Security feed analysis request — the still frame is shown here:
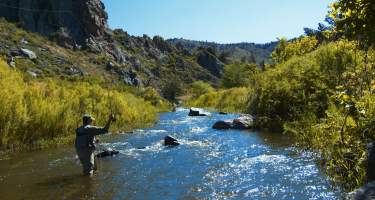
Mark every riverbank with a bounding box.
[183,39,375,191]
[0,59,172,152]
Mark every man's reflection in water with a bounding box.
[37,174,99,199]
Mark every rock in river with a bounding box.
[164,135,180,146]
[212,120,232,130]
[213,115,254,130]
[232,115,254,129]
[188,108,208,117]
[96,148,119,158]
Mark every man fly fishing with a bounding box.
[75,114,116,176]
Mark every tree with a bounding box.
[189,81,214,98]
[328,0,375,47]
[271,37,318,65]
[161,78,183,102]
[221,62,259,88]
[218,51,231,64]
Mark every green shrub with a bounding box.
[186,87,249,113]
[221,62,259,88]
[271,36,319,64]
[248,40,374,189]
[188,81,214,98]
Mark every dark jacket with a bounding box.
[75,125,108,150]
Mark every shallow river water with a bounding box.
[0,108,343,199]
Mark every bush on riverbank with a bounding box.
[185,87,249,113]
[249,39,375,190]
[0,59,167,151]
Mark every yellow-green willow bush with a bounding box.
[185,87,249,113]
[0,59,161,150]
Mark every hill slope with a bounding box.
[167,38,277,64]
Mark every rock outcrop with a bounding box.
[0,0,109,47]
[197,49,224,77]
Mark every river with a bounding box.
[0,108,343,199]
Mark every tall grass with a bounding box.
[0,59,164,151]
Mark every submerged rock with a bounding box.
[219,112,228,115]
[96,149,119,158]
[164,135,180,146]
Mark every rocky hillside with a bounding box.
[167,38,277,64]
[0,0,222,90]
[0,0,275,92]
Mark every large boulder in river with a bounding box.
[212,121,232,130]
[213,115,254,130]
[188,108,208,117]
[164,135,180,146]
[232,115,254,129]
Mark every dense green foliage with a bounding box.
[0,59,169,151]
[271,37,319,65]
[328,0,375,46]
[248,39,375,189]
[187,81,214,98]
[185,87,249,113]
[221,62,259,88]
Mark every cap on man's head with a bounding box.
[83,114,96,122]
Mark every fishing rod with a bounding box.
[108,77,117,124]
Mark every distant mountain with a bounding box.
[167,38,278,64]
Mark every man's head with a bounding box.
[82,114,95,125]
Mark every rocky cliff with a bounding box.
[0,0,109,47]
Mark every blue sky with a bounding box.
[102,0,334,44]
